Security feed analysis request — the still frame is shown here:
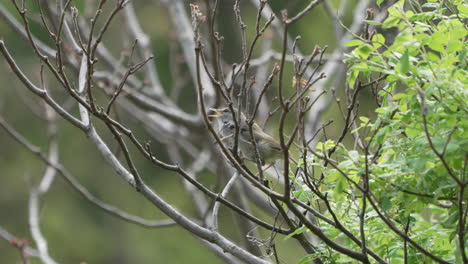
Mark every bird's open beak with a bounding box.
[208,108,221,118]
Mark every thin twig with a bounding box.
[106,56,154,114]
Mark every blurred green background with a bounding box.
[0,0,377,263]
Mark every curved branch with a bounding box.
[0,115,177,229]
[0,41,86,131]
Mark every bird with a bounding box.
[208,107,237,149]
[209,107,283,165]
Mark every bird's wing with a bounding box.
[253,130,281,151]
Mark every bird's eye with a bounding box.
[223,120,228,124]
[223,108,229,113]
[229,124,235,129]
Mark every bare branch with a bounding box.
[0,114,177,228]
[28,188,57,264]
[0,41,86,130]
[0,3,56,58]
[211,172,239,230]
[160,0,216,106]
[123,2,164,96]
[287,0,324,25]
[0,225,40,258]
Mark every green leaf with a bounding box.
[372,33,386,48]
[283,225,307,240]
[352,126,362,134]
[428,32,446,52]
[359,116,370,123]
[421,2,438,9]
[427,52,440,61]
[449,231,457,242]
[458,49,466,62]
[338,159,354,169]
[376,0,385,7]
[293,189,304,199]
[347,69,359,89]
[447,39,463,53]
[392,93,407,100]
[459,5,468,18]
[297,253,324,264]
[325,170,340,183]
[443,212,459,227]
[354,45,374,59]
[400,49,410,74]
[345,39,365,47]
[333,177,348,200]
[383,17,400,28]
[405,127,420,137]
[349,150,360,161]
[324,140,336,150]
[364,20,382,25]
[399,103,407,112]
[315,142,323,151]
[382,5,401,28]
[381,196,392,211]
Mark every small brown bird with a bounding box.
[209,108,282,165]
[208,107,241,149]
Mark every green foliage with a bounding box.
[298,0,467,262]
